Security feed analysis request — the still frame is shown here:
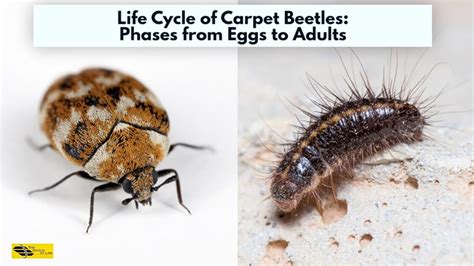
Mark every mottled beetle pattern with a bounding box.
[30,68,208,232]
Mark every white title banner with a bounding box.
[33,5,432,47]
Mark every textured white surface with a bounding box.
[239,120,472,264]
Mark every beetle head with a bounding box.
[121,166,158,207]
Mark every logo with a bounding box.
[12,245,33,257]
[11,243,53,259]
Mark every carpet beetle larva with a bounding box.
[269,53,437,214]
[30,68,209,232]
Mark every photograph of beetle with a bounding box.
[27,68,213,232]
[1,7,237,261]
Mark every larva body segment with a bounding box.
[271,97,425,212]
[40,68,170,184]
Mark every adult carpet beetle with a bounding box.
[29,68,209,232]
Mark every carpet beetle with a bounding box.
[30,68,209,232]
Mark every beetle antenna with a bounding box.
[122,197,136,206]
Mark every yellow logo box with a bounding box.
[12,243,54,259]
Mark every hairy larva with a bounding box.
[269,51,439,213]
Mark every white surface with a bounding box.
[238,121,473,264]
[0,2,237,265]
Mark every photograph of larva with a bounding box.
[238,3,472,265]
[239,50,472,264]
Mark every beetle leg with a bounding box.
[86,182,121,233]
[152,169,191,215]
[26,137,52,151]
[168,143,214,153]
[28,171,95,195]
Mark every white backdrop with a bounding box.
[1,2,237,265]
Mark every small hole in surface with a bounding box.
[394,230,403,238]
[412,245,420,252]
[360,234,373,246]
[363,219,371,226]
[321,199,348,225]
[389,178,400,184]
[329,238,339,251]
[260,240,292,266]
[405,177,419,189]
